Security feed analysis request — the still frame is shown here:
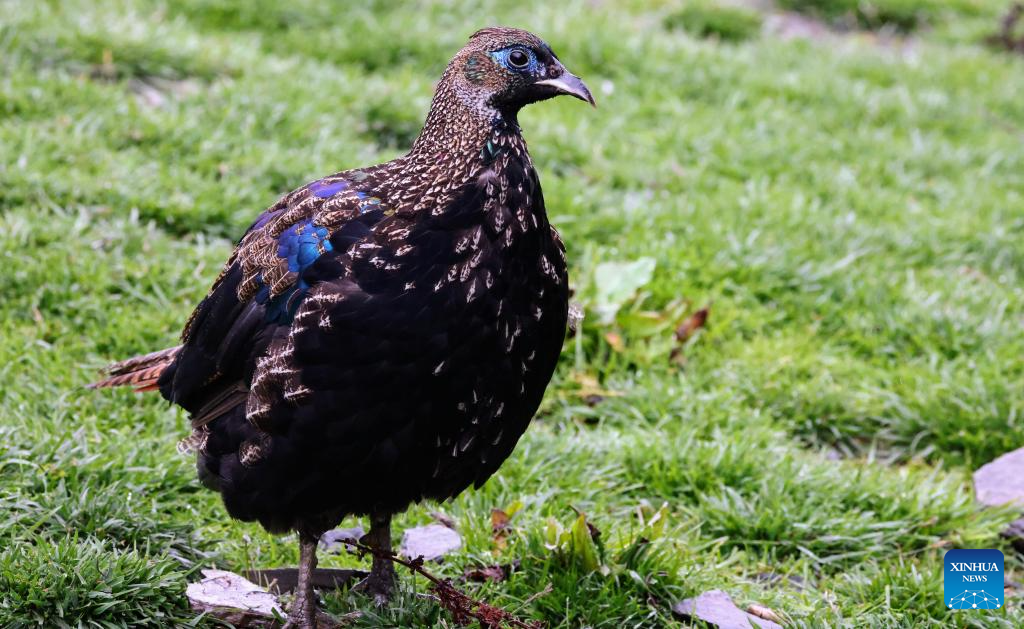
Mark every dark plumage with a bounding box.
[92,26,593,627]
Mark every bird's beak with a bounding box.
[536,70,596,107]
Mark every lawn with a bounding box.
[1,0,1023,626]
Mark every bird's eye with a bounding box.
[508,50,530,69]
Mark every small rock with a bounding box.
[974,447,1024,551]
[400,523,462,561]
[672,590,782,629]
[186,569,282,626]
[974,447,1024,507]
[320,526,365,554]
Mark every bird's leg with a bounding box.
[356,510,396,605]
[285,532,320,628]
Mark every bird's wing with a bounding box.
[159,172,393,424]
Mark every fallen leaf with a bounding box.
[492,508,511,533]
[490,501,524,551]
[604,331,625,352]
[466,565,507,582]
[592,258,656,324]
[464,561,521,583]
[672,590,782,629]
[583,394,604,407]
[491,508,512,550]
[747,603,784,624]
[571,372,622,402]
[400,523,462,561]
[675,306,710,343]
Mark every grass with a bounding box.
[775,0,991,31]
[1,0,1023,626]
[663,1,764,42]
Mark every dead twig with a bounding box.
[338,537,544,629]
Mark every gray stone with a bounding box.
[320,526,366,554]
[672,590,782,629]
[974,447,1024,508]
[400,523,462,561]
[186,569,281,626]
[974,447,1024,551]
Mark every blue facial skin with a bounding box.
[490,46,542,75]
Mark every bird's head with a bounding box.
[449,27,595,117]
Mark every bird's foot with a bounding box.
[355,511,396,606]
[354,563,396,606]
[282,590,319,629]
[283,608,342,629]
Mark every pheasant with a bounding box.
[92,27,593,627]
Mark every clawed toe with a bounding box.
[354,572,394,606]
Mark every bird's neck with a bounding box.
[408,69,521,162]
[374,70,531,216]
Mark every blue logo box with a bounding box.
[944,549,1003,610]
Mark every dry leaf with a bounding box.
[675,306,710,343]
[604,331,625,352]
[491,508,511,550]
[464,564,510,583]
[491,508,511,533]
[571,372,621,401]
[747,603,784,623]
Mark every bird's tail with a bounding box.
[89,345,181,392]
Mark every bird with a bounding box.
[91,27,593,628]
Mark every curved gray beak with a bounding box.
[536,70,596,107]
